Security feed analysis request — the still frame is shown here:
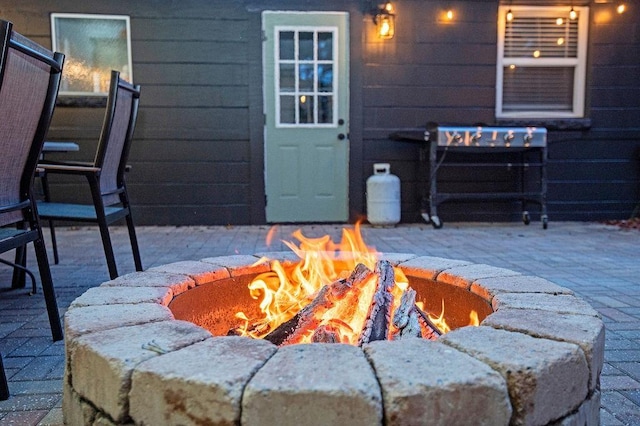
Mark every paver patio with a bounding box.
[0,221,638,425]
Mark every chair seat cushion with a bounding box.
[0,227,38,251]
[37,201,127,222]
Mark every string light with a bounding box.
[616,3,626,13]
[569,7,578,20]
[506,9,514,22]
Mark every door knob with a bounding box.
[338,133,346,140]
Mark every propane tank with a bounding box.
[366,163,400,226]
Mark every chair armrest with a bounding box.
[39,160,131,172]
[39,159,93,167]
[37,163,101,175]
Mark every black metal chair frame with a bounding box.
[37,70,143,280]
[0,19,65,399]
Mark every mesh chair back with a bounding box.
[93,71,140,206]
[0,22,63,226]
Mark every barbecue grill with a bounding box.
[393,123,548,229]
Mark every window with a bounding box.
[275,27,336,126]
[496,6,589,118]
[51,13,132,96]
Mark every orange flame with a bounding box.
[235,223,475,344]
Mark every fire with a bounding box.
[235,223,477,345]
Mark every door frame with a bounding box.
[262,10,351,223]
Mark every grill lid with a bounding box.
[425,124,547,148]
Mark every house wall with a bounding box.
[1,0,638,225]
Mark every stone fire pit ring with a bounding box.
[63,253,603,425]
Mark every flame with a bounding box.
[235,223,477,344]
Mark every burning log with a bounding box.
[311,324,340,343]
[358,260,395,346]
[260,259,444,346]
[264,263,375,346]
[391,288,422,340]
[262,284,335,345]
[416,305,443,340]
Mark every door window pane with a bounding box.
[280,95,296,123]
[298,64,314,91]
[317,32,333,60]
[318,96,333,123]
[279,64,295,92]
[317,64,333,92]
[299,95,315,124]
[298,32,314,60]
[279,31,295,60]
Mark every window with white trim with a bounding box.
[51,13,133,97]
[496,6,589,118]
[275,27,337,127]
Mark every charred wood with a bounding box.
[416,305,442,340]
[358,260,394,345]
[263,284,334,345]
[391,288,422,340]
[264,263,375,346]
[311,324,340,343]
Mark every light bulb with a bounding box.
[506,9,514,22]
[569,7,577,20]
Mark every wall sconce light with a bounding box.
[370,2,396,39]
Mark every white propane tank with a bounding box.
[366,163,401,226]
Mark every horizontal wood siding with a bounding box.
[1,0,638,226]
[361,0,639,224]
[3,0,255,225]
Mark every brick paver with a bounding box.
[0,222,638,425]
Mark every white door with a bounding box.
[263,11,349,223]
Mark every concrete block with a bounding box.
[70,320,211,422]
[242,343,382,426]
[101,270,196,293]
[363,339,512,426]
[64,303,174,341]
[492,293,600,317]
[437,264,522,290]
[482,308,604,391]
[471,275,574,302]
[200,254,271,277]
[399,256,472,280]
[63,379,97,426]
[551,389,600,426]
[69,286,173,308]
[440,326,589,425]
[378,253,418,265]
[130,337,277,426]
[148,260,230,285]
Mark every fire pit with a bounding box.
[63,231,603,425]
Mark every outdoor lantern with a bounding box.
[373,2,395,39]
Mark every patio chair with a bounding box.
[0,20,65,396]
[37,70,143,280]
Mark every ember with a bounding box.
[232,224,477,345]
